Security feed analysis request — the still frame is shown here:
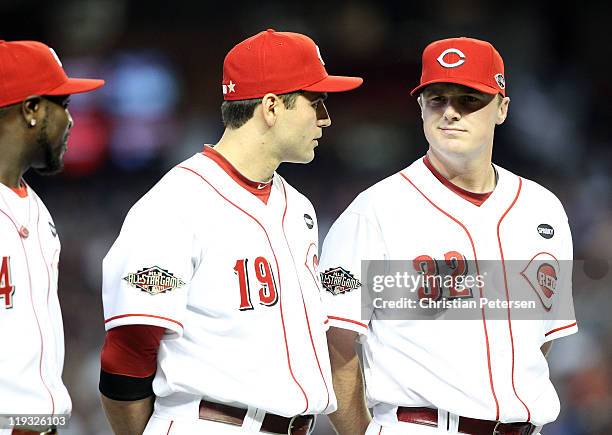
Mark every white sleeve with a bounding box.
[542,211,578,342]
[319,208,386,335]
[102,191,198,338]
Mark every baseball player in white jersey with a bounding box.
[99,29,362,435]
[320,37,577,435]
[0,41,104,435]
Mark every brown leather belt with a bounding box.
[397,407,536,435]
[199,400,313,435]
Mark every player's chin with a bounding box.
[34,161,64,176]
[288,147,316,164]
[35,148,65,175]
[291,154,315,164]
[434,138,473,154]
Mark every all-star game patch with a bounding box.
[321,267,361,295]
[123,266,186,295]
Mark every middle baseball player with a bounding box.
[99,29,362,435]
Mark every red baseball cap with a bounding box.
[0,40,105,108]
[222,29,363,100]
[410,37,506,97]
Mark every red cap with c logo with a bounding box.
[411,37,506,97]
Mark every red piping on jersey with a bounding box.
[400,172,500,420]
[166,420,174,434]
[177,165,310,413]
[378,427,383,435]
[497,178,531,422]
[0,206,55,415]
[104,313,184,330]
[545,322,577,337]
[280,188,331,413]
[328,316,368,330]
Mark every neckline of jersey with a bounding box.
[423,155,493,207]
[202,146,272,204]
[0,179,29,198]
[10,184,28,198]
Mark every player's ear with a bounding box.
[495,96,510,125]
[261,93,281,127]
[21,95,43,127]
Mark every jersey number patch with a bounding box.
[412,251,472,300]
[233,257,279,310]
[0,256,15,309]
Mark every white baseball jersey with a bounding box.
[102,148,336,419]
[319,157,577,427]
[0,183,71,417]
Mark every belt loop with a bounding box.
[249,407,266,432]
[448,412,460,433]
[241,406,259,431]
[437,409,447,430]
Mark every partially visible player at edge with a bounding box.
[99,29,362,434]
[0,40,104,435]
[320,37,577,435]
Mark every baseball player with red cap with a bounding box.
[321,37,577,434]
[99,29,362,435]
[0,40,104,434]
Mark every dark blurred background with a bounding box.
[2,0,611,434]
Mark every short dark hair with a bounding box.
[0,105,12,119]
[221,91,303,129]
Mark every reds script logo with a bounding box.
[321,267,361,295]
[123,266,186,295]
[520,253,559,310]
[537,263,557,298]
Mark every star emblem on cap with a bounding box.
[227,80,236,93]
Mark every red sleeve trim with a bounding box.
[328,316,368,329]
[101,325,165,377]
[545,322,577,337]
[324,319,329,325]
[105,313,183,329]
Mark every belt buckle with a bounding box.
[493,421,502,435]
[288,415,298,435]
[287,415,314,435]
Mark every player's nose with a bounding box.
[442,101,461,121]
[317,102,331,128]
